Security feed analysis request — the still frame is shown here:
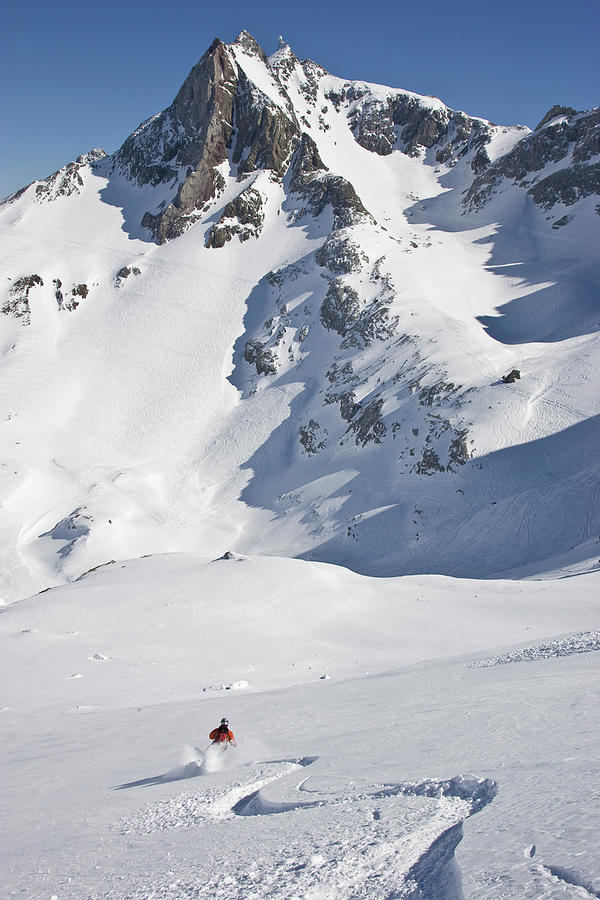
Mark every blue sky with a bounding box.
[1,0,598,199]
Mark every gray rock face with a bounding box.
[232,72,300,179]
[535,105,578,131]
[465,108,600,212]
[320,281,362,336]
[115,266,141,287]
[232,30,269,63]
[243,338,278,375]
[115,33,305,243]
[2,274,44,324]
[118,39,238,243]
[334,86,494,166]
[315,233,366,274]
[35,162,84,201]
[299,419,327,455]
[529,163,600,210]
[289,134,369,229]
[206,187,264,247]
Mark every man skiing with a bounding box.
[209,717,236,750]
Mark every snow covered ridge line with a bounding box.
[470,629,600,668]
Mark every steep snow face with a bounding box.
[0,32,599,601]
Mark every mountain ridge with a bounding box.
[0,31,598,603]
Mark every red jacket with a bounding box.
[209,726,235,744]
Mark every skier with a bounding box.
[209,717,236,750]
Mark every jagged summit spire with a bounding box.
[269,34,297,71]
[232,30,268,62]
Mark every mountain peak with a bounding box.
[233,30,268,63]
[268,35,298,73]
[534,104,579,131]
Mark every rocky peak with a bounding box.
[76,148,107,165]
[535,105,578,131]
[268,36,299,78]
[233,30,268,64]
[117,38,239,242]
[114,32,307,242]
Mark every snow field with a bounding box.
[1,553,599,898]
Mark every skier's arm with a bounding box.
[228,730,236,746]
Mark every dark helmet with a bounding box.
[220,717,229,725]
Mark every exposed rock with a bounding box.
[76,148,107,165]
[315,233,366,274]
[552,215,574,229]
[346,395,386,446]
[61,283,88,312]
[299,419,327,454]
[535,105,578,131]
[326,360,359,388]
[53,278,63,307]
[349,91,447,155]
[232,71,300,179]
[528,163,600,210]
[419,381,460,407]
[415,446,445,475]
[206,187,264,247]
[471,145,490,174]
[25,149,107,204]
[243,338,277,376]
[116,32,304,242]
[300,174,369,229]
[289,133,327,184]
[35,161,84,202]
[118,39,238,243]
[340,304,398,349]
[349,96,397,155]
[325,388,386,447]
[465,108,600,213]
[447,432,471,470]
[269,36,299,80]
[2,274,43,324]
[320,281,362,335]
[115,266,141,287]
[289,134,370,229]
[233,30,269,63]
[502,369,521,383]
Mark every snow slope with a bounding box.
[1,553,599,898]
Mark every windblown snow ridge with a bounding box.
[471,629,600,668]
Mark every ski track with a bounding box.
[115,759,311,834]
[106,763,496,900]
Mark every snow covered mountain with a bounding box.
[1,31,599,602]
